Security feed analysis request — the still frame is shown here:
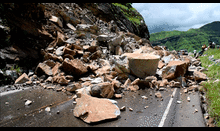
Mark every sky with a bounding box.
[132,3,220,34]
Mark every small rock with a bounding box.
[25,100,32,106]
[5,102,9,105]
[114,94,122,99]
[144,106,149,109]
[128,107,133,111]
[187,96,190,102]
[155,92,162,98]
[120,106,126,111]
[177,101,182,104]
[193,109,198,114]
[57,111,60,114]
[45,107,51,112]
[141,96,148,100]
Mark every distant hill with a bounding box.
[150,21,220,52]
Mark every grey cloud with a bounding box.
[133,3,220,34]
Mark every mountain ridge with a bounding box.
[150,21,220,52]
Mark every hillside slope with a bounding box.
[150,21,220,52]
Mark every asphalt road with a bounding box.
[0,86,206,127]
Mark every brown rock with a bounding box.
[89,50,102,60]
[15,73,29,84]
[158,60,165,69]
[35,62,53,76]
[61,58,88,76]
[73,94,120,123]
[123,53,160,78]
[63,47,76,56]
[115,46,123,55]
[66,83,82,92]
[159,79,169,87]
[49,16,63,28]
[53,75,70,85]
[162,61,187,80]
[193,71,207,81]
[114,94,122,99]
[52,62,61,76]
[90,82,115,98]
[155,92,162,98]
[127,85,139,91]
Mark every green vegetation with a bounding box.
[150,22,220,53]
[199,49,220,127]
[112,3,144,26]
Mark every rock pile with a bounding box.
[6,3,209,124]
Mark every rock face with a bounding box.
[73,93,120,123]
[123,53,160,78]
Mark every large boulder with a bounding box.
[162,60,188,80]
[73,93,120,123]
[123,53,160,78]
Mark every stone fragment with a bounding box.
[45,107,51,112]
[128,107,133,111]
[155,92,162,98]
[113,93,122,98]
[193,71,207,81]
[90,82,115,98]
[35,63,53,76]
[25,100,32,106]
[123,53,160,78]
[120,106,126,111]
[61,58,88,76]
[162,61,187,80]
[49,16,63,28]
[158,60,166,69]
[53,75,70,85]
[15,73,29,84]
[73,93,120,123]
[55,46,65,56]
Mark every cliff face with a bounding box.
[77,3,150,39]
[0,3,150,84]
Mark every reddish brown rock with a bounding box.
[158,60,165,69]
[61,58,88,76]
[52,62,61,76]
[162,61,187,80]
[35,62,53,76]
[15,73,29,84]
[193,71,207,81]
[73,94,120,123]
[52,75,70,85]
[90,82,115,98]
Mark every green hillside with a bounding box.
[150,21,220,52]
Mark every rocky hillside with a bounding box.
[150,21,220,52]
[0,3,150,85]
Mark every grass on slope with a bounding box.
[199,49,220,127]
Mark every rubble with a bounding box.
[5,3,211,125]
